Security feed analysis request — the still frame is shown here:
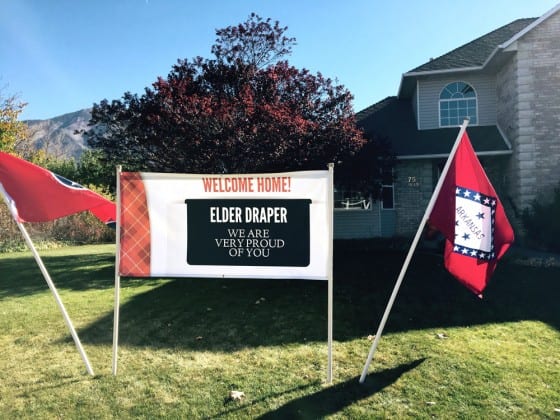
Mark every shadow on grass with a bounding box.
[332,241,560,336]
[75,241,560,349]
[213,358,425,419]
[0,251,115,298]
[2,241,558,348]
[77,276,331,348]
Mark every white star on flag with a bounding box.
[453,186,495,260]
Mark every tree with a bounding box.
[0,91,29,154]
[85,14,392,195]
[76,149,115,190]
[211,13,296,68]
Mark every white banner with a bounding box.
[118,169,331,280]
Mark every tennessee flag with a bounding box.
[429,132,514,296]
[0,152,115,224]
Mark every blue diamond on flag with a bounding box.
[452,186,496,260]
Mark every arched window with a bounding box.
[439,82,477,127]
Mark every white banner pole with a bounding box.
[359,119,470,383]
[0,183,95,376]
[327,163,334,384]
[112,165,122,376]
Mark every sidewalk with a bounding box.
[507,245,560,268]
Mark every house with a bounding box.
[334,3,560,240]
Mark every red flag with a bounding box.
[0,152,115,224]
[429,132,514,296]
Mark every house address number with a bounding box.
[408,176,420,187]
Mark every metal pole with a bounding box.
[0,183,95,376]
[327,163,334,384]
[112,165,122,375]
[359,120,470,383]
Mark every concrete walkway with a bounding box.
[507,245,560,267]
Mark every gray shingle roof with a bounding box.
[356,97,511,158]
[407,18,537,74]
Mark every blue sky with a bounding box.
[2,0,558,120]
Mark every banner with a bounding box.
[119,170,331,280]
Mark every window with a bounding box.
[432,160,445,190]
[381,185,394,209]
[439,82,477,126]
[381,167,394,210]
[334,189,371,210]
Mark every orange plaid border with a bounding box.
[119,172,151,276]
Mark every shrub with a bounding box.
[0,183,115,252]
[521,182,560,252]
[0,205,115,252]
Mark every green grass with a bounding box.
[0,242,559,418]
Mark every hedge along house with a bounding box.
[334,4,560,240]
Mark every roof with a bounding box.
[358,5,560,158]
[408,18,537,73]
[356,97,511,159]
[398,3,560,97]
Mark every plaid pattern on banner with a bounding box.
[119,172,151,276]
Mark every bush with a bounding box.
[0,205,115,252]
[0,185,115,253]
[521,182,560,252]
[0,151,116,252]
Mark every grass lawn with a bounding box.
[0,241,558,418]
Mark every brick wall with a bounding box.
[504,11,560,210]
[496,49,519,208]
[394,160,434,236]
[394,157,512,237]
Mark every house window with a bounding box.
[439,82,477,126]
[334,189,371,210]
[381,167,394,210]
[432,160,446,192]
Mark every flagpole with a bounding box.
[359,119,470,383]
[112,165,122,376]
[327,163,334,384]
[0,183,95,376]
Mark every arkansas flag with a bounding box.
[0,152,115,225]
[429,132,514,296]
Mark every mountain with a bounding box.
[25,109,92,160]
